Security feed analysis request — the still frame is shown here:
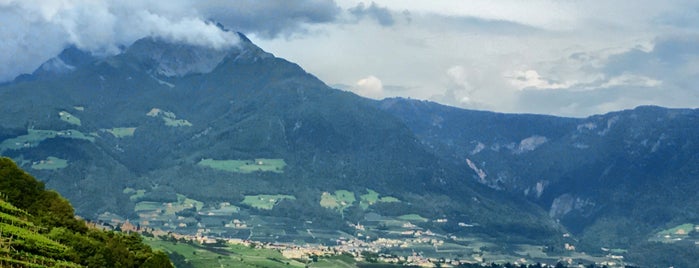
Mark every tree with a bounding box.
[141,251,174,268]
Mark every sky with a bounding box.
[2,0,699,117]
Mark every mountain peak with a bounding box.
[124,37,233,77]
[122,32,271,77]
[29,46,96,79]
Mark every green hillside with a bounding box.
[0,157,172,267]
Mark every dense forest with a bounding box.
[0,157,172,267]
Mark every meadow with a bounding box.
[198,158,286,173]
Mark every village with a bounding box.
[84,215,637,268]
[103,218,490,267]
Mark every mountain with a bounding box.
[0,33,561,250]
[379,98,699,254]
[2,32,698,266]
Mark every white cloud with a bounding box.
[2,0,699,116]
[508,70,571,90]
[353,75,384,99]
[0,0,239,81]
[599,73,662,89]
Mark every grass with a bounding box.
[657,223,694,236]
[397,214,428,222]
[147,107,193,127]
[0,129,95,152]
[145,238,310,268]
[145,237,360,268]
[380,196,400,203]
[651,223,696,243]
[198,158,286,174]
[359,189,379,210]
[104,127,137,138]
[162,195,206,216]
[130,192,204,216]
[163,117,193,127]
[359,189,400,210]
[58,110,81,126]
[135,201,163,212]
[320,190,356,214]
[178,194,204,211]
[146,108,162,117]
[124,188,147,201]
[203,205,241,216]
[30,156,68,170]
[198,159,248,172]
[242,195,295,210]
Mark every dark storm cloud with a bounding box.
[348,2,394,26]
[200,0,342,38]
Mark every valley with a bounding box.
[101,185,636,267]
[0,33,697,267]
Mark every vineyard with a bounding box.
[0,197,82,267]
[0,157,173,267]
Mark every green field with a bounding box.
[203,205,241,215]
[198,158,286,173]
[124,188,147,201]
[651,223,695,242]
[30,156,68,170]
[242,195,295,210]
[135,201,164,212]
[59,110,81,126]
[147,108,192,127]
[104,127,137,138]
[657,223,694,236]
[320,190,356,215]
[359,189,400,210]
[145,238,304,268]
[145,238,358,268]
[0,129,95,152]
[128,191,204,216]
[177,194,204,211]
[163,117,193,127]
[397,214,428,222]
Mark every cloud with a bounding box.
[200,0,341,38]
[349,2,394,26]
[352,75,384,99]
[603,35,699,79]
[511,35,699,116]
[598,73,662,89]
[508,70,570,90]
[0,0,239,82]
[431,64,519,111]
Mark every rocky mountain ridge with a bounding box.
[379,98,699,251]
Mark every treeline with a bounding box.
[0,157,172,267]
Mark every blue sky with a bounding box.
[2,0,698,117]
